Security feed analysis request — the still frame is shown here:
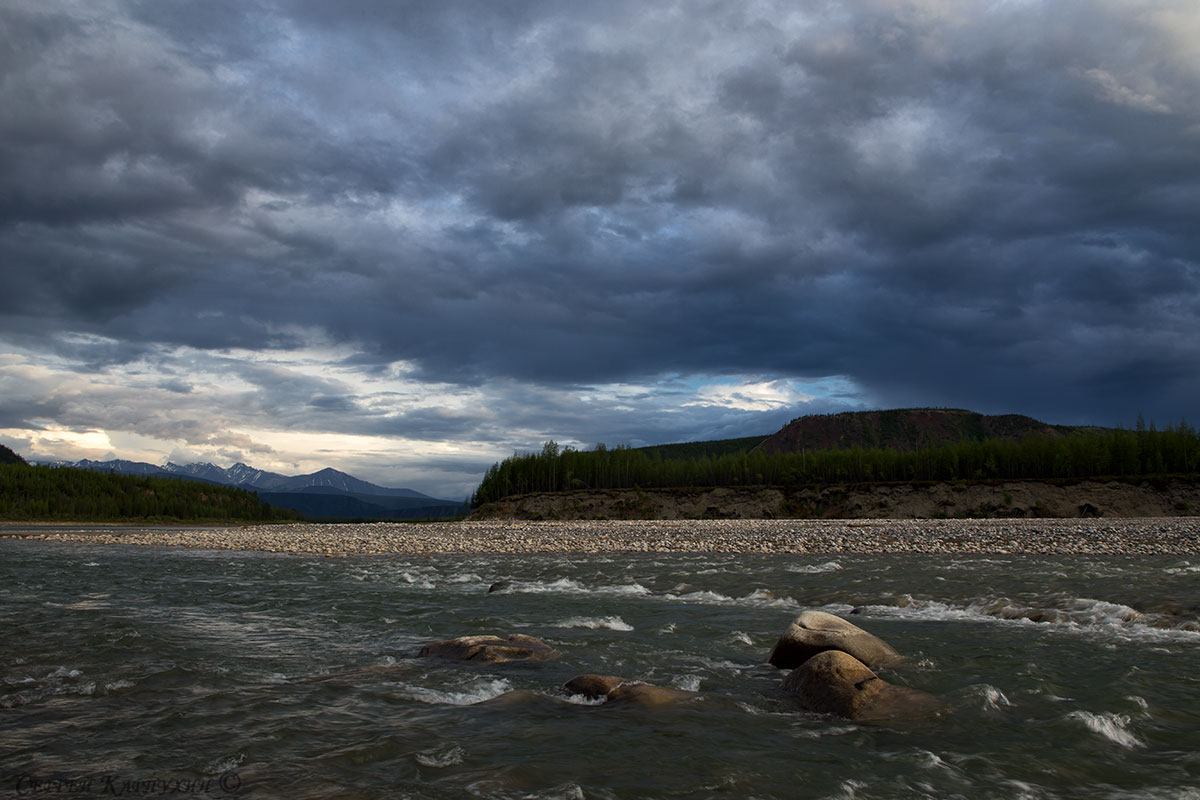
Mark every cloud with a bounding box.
[2,0,1199,494]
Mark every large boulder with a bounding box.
[768,610,902,669]
[781,650,939,722]
[563,674,699,706]
[417,634,560,663]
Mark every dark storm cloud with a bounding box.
[3,0,1199,442]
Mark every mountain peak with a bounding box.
[64,457,436,500]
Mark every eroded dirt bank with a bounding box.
[471,477,1200,521]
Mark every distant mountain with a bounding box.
[59,458,460,517]
[257,491,467,520]
[73,458,176,478]
[756,408,1088,455]
[163,461,236,484]
[271,466,435,498]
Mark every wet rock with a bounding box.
[417,634,560,663]
[487,580,513,593]
[607,683,699,706]
[564,674,646,699]
[563,674,699,706]
[781,650,939,721]
[768,610,902,670]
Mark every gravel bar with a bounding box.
[4,518,1200,555]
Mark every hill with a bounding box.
[756,408,1084,455]
[470,409,1200,508]
[633,435,770,460]
[0,444,26,465]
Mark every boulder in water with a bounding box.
[563,674,699,706]
[417,634,560,663]
[563,674,646,699]
[608,683,699,706]
[781,650,938,721]
[487,580,512,593]
[768,610,902,669]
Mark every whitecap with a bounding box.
[2,675,37,687]
[415,744,465,768]
[528,783,586,800]
[672,675,702,692]
[511,578,650,596]
[399,678,513,706]
[741,588,801,608]
[982,685,1012,711]
[840,595,1200,643]
[790,724,859,740]
[63,599,110,610]
[827,778,869,799]
[786,561,843,574]
[1065,598,1143,626]
[691,657,756,673]
[396,571,437,589]
[1068,710,1143,749]
[913,750,951,771]
[962,684,1012,712]
[206,753,245,775]
[666,589,735,605]
[1126,695,1149,712]
[998,779,1050,800]
[47,667,83,680]
[552,616,634,631]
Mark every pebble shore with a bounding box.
[4,517,1200,555]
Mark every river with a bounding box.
[2,538,1198,799]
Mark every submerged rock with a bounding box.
[768,610,902,669]
[474,689,554,708]
[563,674,699,706]
[417,634,560,663]
[563,674,645,699]
[781,650,939,722]
[487,580,512,593]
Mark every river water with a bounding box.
[2,537,1199,799]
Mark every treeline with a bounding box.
[0,463,302,522]
[471,423,1200,506]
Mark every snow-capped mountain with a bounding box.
[70,458,172,477]
[62,459,440,499]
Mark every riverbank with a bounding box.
[471,477,1200,521]
[3,517,1199,555]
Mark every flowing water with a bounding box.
[2,536,1199,799]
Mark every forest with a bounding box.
[471,421,1200,506]
[0,462,301,522]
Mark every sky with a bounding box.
[2,0,1199,499]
